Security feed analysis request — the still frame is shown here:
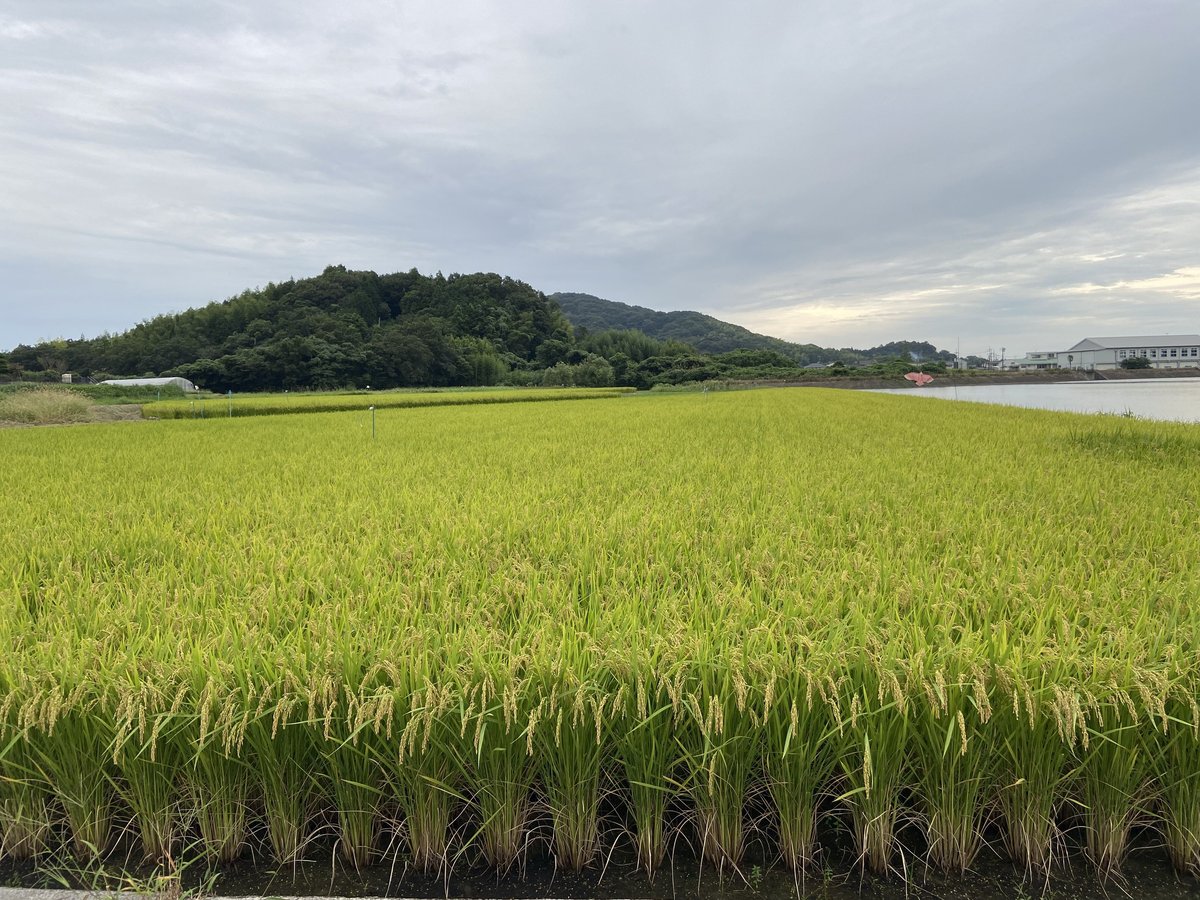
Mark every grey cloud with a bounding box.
[2,0,1199,356]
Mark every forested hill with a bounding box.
[2,268,958,392]
[5,267,576,392]
[553,292,957,367]
[552,292,826,361]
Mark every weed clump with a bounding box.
[0,387,91,424]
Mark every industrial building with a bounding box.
[1057,336,1200,370]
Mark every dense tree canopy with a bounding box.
[1,267,958,391]
[3,267,576,392]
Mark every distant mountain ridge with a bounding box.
[552,292,958,366]
[552,292,834,363]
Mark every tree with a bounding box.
[1120,356,1151,369]
[535,339,572,369]
[456,337,509,386]
[367,326,436,387]
[573,354,615,387]
[541,362,576,387]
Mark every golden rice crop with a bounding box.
[142,386,634,419]
[1,389,1198,883]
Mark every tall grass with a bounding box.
[0,389,1197,885]
[0,387,92,424]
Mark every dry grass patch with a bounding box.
[0,387,92,425]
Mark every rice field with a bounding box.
[2,388,1199,883]
[141,386,634,419]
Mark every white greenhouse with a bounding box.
[100,377,198,392]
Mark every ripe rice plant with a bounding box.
[616,681,677,875]
[116,734,182,862]
[142,386,633,419]
[380,715,461,874]
[763,667,841,872]
[1163,691,1200,874]
[0,388,1198,887]
[245,719,316,864]
[836,669,910,875]
[34,712,115,859]
[909,650,997,873]
[186,740,249,864]
[675,664,761,869]
[1078,691,1156,874]
[321,733,381,869]
[465,700,536,870]
[531,648,614,873]
[0,738,50,859]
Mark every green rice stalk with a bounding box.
[116,733,182,862]
[763,675,840,872]
[616,688,677,876]
[1162,695,1200,875]
[677,675,760,869]
[245,720,317,864]
[464,697,535,870]
[536,690,610,871]
[911,665,996,872]
[187,744,249,863]
[320,733,382,869]
[381,731,461,874]
[838,682,909,875]
[33,713,115,858]
[0,735,50,859]
[994,684,1073,874]
[1078,700,1152,874]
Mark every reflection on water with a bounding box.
[872,378,1200,423]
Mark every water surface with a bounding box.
[872,378,1200,423]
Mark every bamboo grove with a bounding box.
[2,389,1199,881]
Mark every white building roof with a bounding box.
[1066,335,1200,351]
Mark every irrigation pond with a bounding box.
[871,375,1200,422]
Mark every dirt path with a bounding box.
[86,404,145,422]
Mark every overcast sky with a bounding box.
[2,1,1199,357]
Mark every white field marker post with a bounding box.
[370,405,375,439]
[228,390,233,417]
